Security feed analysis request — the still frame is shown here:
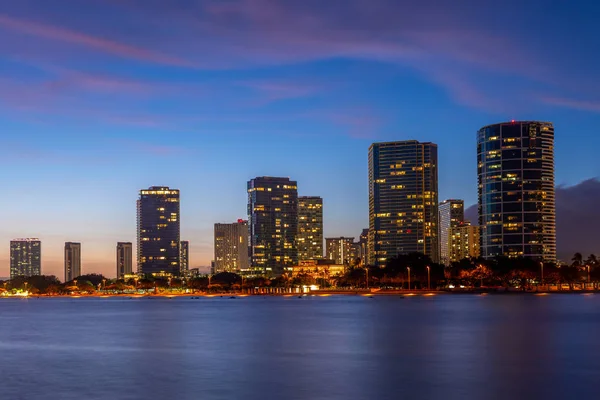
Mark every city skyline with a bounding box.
[1,1,600,277]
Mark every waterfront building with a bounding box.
[451,223,481,260]
[477,121,556,261]
[326,237,354,265]
[214,220,249,273]
[137,186,180,276]
[368,140,439,266]
[64,242,81,282]
[439,199,465,265]
[180,240,189,275]
[298,196,323,261]
[116,242,133,279]
[291,259,346,282]
[247,177,298,275]
[359,229,369,265]
[9,238,41,278]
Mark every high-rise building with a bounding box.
[368,140,439,266]
[64,242,81,282]
[180,241,189,274]
[10,238,41,278]
[451,223,481,261]
[439,199,465,265]
[477,121,556,262]
[326,237,354,265]
[137,186,180,276]
[214,220,249,273]
[359,229,369,265]
[248,177,298,275]
[116,242,133,279]
[349,241,361,266]
[298,196,323,260]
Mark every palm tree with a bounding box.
[572,253,584,267]
[586,254,598,267]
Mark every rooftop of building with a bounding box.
[369,140,437,148]
[479,120,553,129]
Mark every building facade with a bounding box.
[137,186,181,276]
[325,237,354,265]
[116,242,133,279]
[368,141,439,266]
[64,242,81,282]
[291,259,346,283]
[214,220,249,273]
[180,241,189,274]
[359,229,369,265]
[298,196,323,261]
[247,177,298,275]
[477,121,556,262]
[10,238,41,278]
[451,223,481,261]
[439,199,465,265]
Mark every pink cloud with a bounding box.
[540,96,600,113]
[324,108,384,139]
[0,13,194,67]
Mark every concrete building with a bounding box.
[298,196,323,261]
[64,242,81,282]
[326,237,354,265]
[116,242,133,279]
[247,177,298,275]
[10,238,41,278]
[214,220,249,273]
[137,186,180,275]
[180,241,189,275]
[359,229,369,265]
[439,199,465,265]
[368,140,439,266]
[478,121,556,261]
[451,223,481,261]
[291,259,347,283]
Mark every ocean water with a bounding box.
[0,295,598,400]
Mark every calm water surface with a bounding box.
[0,295,598,400]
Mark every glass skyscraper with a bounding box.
[247,177,298,275]
[10,238,41,278]
[137,186,181,276]
[477,121,556,262]
[368,140,439,266]
[297,196,323,261]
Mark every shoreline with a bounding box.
[2,289,598,299]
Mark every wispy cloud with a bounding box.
[541,96,600,113]
[0,13,194,67]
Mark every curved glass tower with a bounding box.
[477,121,556,262]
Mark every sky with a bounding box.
[1,0,599,278]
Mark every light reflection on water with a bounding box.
[0,295,598,400]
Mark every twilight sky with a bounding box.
[1,0,599,278]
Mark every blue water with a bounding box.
[0,295,598,400]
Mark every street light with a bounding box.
[540,262,544,286]
[407,267,411,291]
[102,278,106,291]
[426,265,431,290]
[587,265,591,287]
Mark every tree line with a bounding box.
[1,252,598,294]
